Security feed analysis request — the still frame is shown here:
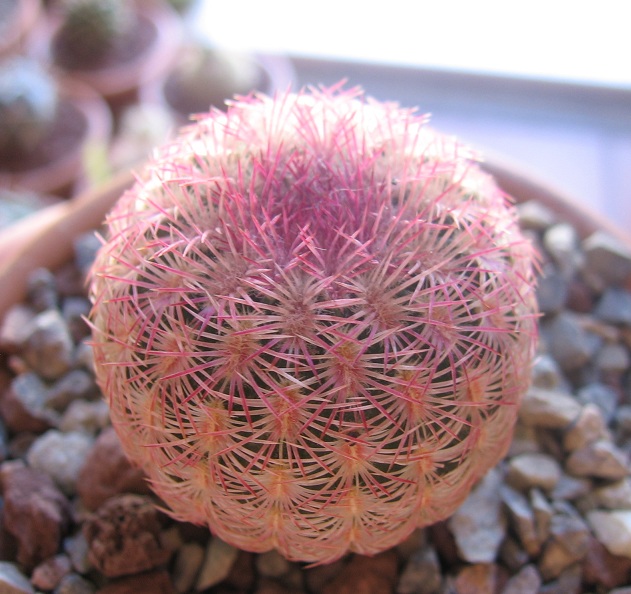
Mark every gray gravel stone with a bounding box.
[543,222,582,277]
[23,309,74,380]
[596,341,630,374]
[565,439,629,480]
[500,563,541,594]
[27,430,94,495]
[172,542,204,594]
[530,354,566,390]
[563,403,610,451]
[448,468,506,563]
[45,369,96,411]
[587,509,631,558]
[591,478,631,510]
[506,452,562,492]
[53,572,96,594]
[500,485,540,556]
[537,264,568,314]
[518,387,581,429]
[0,304,36,351]
[538,508,590,580]
[583,230,631,287]
[58,399,110,434]
[195,537,239,591]
[256,549,292,578]
[541,312,596,372]
[530,488,553,545]
[396,545,442,594]
[0,561,35,594]
[594,287,631,325]
[517,200,557,231]
[27,267,58,312]
[576,382,619,425]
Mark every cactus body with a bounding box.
[89,87,538,563]
[52,0,131,69]
[0,57,58,160]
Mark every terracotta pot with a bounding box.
[0,77,112,198]
[0,0,42,59]
[0,158,629,322]
[38,0,182,118]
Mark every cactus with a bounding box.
[0,56,58,162]
[89,86,539,563]
[51,0,133,69]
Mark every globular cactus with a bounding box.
[0,56,58,162]
[52,0,132,69]
[89,86,538,564]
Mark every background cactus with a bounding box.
[89,86,539,564]
[0,56,58,162]
[51,0,133,69]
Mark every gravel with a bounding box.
[0,203,631,592]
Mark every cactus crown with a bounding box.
[89,86,538,564]
[52,0,133,69]
[0,57,58,160]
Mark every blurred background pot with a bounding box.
[0,0,43,59]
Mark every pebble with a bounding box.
[0,461,71,569]
[518,387,581,429]
[536,264,568,314]
[59,399,110,434]
[0,371,58,433]
[31,554,72,591]
[396,546,441,594]
[530,488,553,545]
[448,469,506,563]
[63,532,92,575]
[54,572,96,594]
[587,510,631,558]
[582,230,631,287]
[563,403,609,451]
[506,452,562,492]
[530,354,565,390]
[500,563,541,594]
[517,199,556,231]
[27,430,94,495]
[45,369,96,411]
[0,561,35,594]
[543,222,581,277]
[565,439,629,480]
[83,495,173,578]
[93,570,175,594]
[195,537,239,591]
[591,478,631,510]
[538,509,590,579]
[0,304,36,351]
[576,382,619,425]
[23,309,74,380]
[256,550,292,578]
[451,563,498,594]
[27,267,58,312]
[594,287,631,325]
[541,312,594,372]
[596,341,630,374]
[172,542,205,594]
[500,485,540,556]
[583,536,631,590]
[538,563,582,594]
[550,472,592,501]
[77,426,150,511]
[321,551,398,594]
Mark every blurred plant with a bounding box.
[89,86,539,564]
[0,56,58,162]
[163,43,263,117]
[51,0,134,69]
